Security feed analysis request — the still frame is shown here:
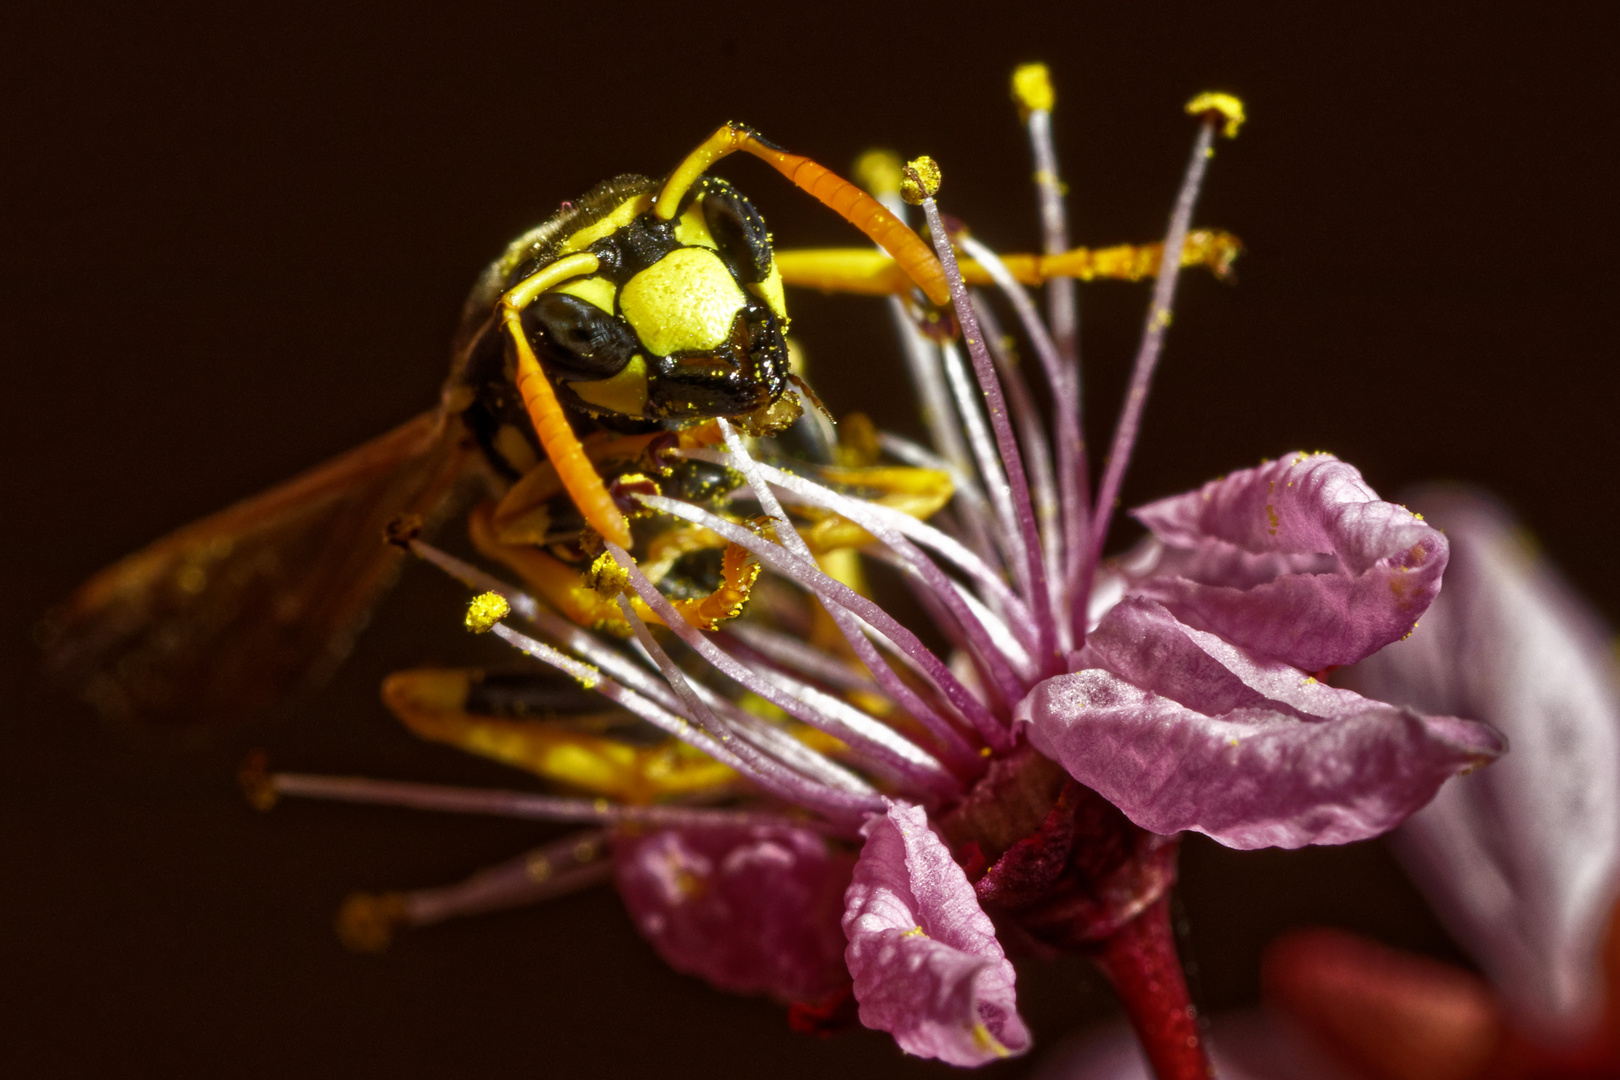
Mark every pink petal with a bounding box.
[1021,599,1504,849]
[1342,488,1620,1038]
[842,802,1031,1065]
[614,825,852,1003]
[1126,452,1448,670]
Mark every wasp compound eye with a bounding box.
[521,292,639,382]
[701,180,772,284]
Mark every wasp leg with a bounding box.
[655,122,951,306]
[770,229,1242,296]
[336,830,612,953]
[468,501,762,635]
[381,667,739,803]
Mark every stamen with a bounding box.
[724,622,883,696]
[910,161,1059,673]
[690,448,1036,697]
[337,830,612,952]
[605,553,883,820]
[874,431,1003,578]
[1014,62,1082,372]
[612,549,956,798]
[637,489,998,761]
[940,338,1029,578]
[260,769,837,831]
[1085,104,1232,608]
[715,422,999,759]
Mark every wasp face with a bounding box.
[522,178,791,425]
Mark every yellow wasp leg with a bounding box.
[796,465,955,553]
[655,122,951,306]
[771,230,1242,296]
[496,250,634,550]
[489,431,663,546]
[381,668,738,803]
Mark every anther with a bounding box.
[900,157,942,206]
[383,513,423,548]
[853,149,904,199]
[1010,63,1055,118]
[336,892,409,953]
[238,750,279,811]
[583,551,630,598]
[1184,92,1246,138]
[464,591,511,633]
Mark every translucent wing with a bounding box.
[40,409,478,729]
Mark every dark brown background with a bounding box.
[4,2,1617,1076]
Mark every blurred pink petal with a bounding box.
[842,802,1031,1065]
[614,825,852,1002]
[1343,487,1620,1038]
[1020,598,1504,849]
[1126,453,1448,671]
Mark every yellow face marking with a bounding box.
[672,201,719,249]
[559,193,655,254]
[553,274,618,314]
[569,354,648,416]
[747,260,787,322]
[618,247,747,356]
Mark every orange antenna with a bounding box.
[655,122,950,307]
[497,251,633,549]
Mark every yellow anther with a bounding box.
[1185,92,1246,138]
[336,892,409,954]
[853,149,905,198]
[464,591,511,634]
[237,750,278,811]
[900,156,942,205]
[1011,63,1054,116]
[583,551,631,599]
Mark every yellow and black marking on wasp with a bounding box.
[40,119,1239,731]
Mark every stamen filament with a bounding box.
[1085,116,1220,610]
[919,197,1059,673]
[637,490,999,760]
[267,771,837,831]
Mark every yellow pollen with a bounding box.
[902,925,928,939]
[900,156,942,205]
[584,552,631,598]
[464,591,511,633]
[1011,63,1055,115]
[1185,92,1246,138]
[853,149,905,198]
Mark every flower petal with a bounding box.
[1022,598,1504,849]
[1341,488,1620,1037]
[614,825,852,1003]
[1126,452,1448,670]
[842,802,1031,1065]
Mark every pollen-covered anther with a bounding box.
[853,149,905,199]
[583,551,631,599]
[900,157,942,206]
[238,750,279,811]
[1184,91,1246,138]
[1010,63,1054,117]
[464,590,511,633]
[336,891,409,954]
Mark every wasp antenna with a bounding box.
[657,124,950,306]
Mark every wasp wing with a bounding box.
[40,409,478,729]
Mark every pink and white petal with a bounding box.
[1342,487,1620,1038]
[614,825,852,1003]
[843,802,1030,1065]
[1018,664,1504,850]
[1127,453,1448,670]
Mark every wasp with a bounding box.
[42,121,1235,736]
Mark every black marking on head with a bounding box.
[588,214,679,284]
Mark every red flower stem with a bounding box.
[1092,896,1213,1080]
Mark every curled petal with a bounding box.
[614,825,852,1003]
[1342,488,1620,1038]
[843,802,1030,1065]
[1021,599,1504,849]
[1127,452,1448,669]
